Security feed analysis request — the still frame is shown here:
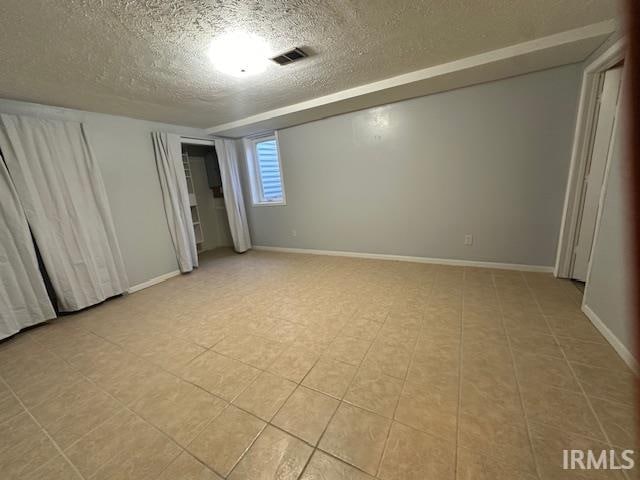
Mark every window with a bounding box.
[246,134,286,205]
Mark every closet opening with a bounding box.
[181,142,233,256]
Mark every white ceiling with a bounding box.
[0,0,620,129]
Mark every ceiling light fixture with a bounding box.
[208,32,271,77]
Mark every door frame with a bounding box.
[554,37,626,278]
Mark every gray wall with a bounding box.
[583,108,635,361]
[242,65,582,267]
[0,99,210,286]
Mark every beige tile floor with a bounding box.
[0,248,636,480]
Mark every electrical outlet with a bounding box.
[291,229,297,237]
[464,234,473,246]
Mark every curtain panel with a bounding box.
[215,138,252,253]
[0,114,129,311]
[0,153,56,339]
[151,132,198,272]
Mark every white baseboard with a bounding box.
[127,270,181,294]
[581,304,639,374]
[252,246,554,273]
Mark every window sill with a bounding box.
[252,201,287,207]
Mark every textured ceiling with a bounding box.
[0,0,620,128]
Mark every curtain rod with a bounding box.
[180,134,236,142]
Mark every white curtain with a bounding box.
[216,139,252,253]
[0,114,129,312]
[152,132,198,272]
[0,154,56,339]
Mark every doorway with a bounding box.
[554,39,625,282]
[570,65,623,282]
[180,140,233,255]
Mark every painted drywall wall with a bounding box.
[0,98,211,287]
[241,64,582,267]
[583,106,635,363]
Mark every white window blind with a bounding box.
[246,134,286,205]
[255,139,283,201]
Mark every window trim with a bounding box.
[245,132,287,206]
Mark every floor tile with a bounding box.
[456,447,538,480]
[507,329,563,358]
[188,405,265,477]
[302,358,357,399]
[319,403,391,475]
[0,251,634,480]
[513,351,580,391]
[67,339,131,376]
[529,422,626,480]
[503,312,551,334]
[272,386,339,445]
[458,411,536,474]
[558,337,629,370]
[406,363,459,396]
[66,409,181,479]
[232,371,296,421]
[0,413,58,479]
[267,343,321,383]
[411,337,459,376]
[520,384,605,441]
[0,393,24,424]
[461,351,518,401]
[325,336,371,366]
[121,330,206,374]
[264,320,308,343]
[362,341,412,379]
[88,353,175,405]
[344,367,403,417]
[6,355,83,409]
[341,318,381,342]
[130,375,227,446]
[228,426,312,480]
[301,450,374,479]
[31,378,121,449]
[378,421,455,480]
[571,362,635,406]
[376,326,418,349]
[546,314,606,343]
[158,451,222,480]
[590,397,638,449]
[395,378,458,443]
[213,334,285,369]
[0,412,42,455]
[0,380,12,401]
[47,331,112,371]
[23,455,82,480]
[354,307,389,324]
[182,350,260,401]
[170,318,231,349]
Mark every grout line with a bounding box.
[0,374,87,480]
[375,267,438,478]
[7,327,447,480]
[452,268,465,480]
[223,339,328,478]
[22,334,194,478]
[24,260,334,479]
[5,256,605,480]
[225,298,371,479]
[520,274,619,457]
[493,271,543,480]
[297,304,388,479]
[172,313,336,477]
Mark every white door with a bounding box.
[571,66,623,281]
